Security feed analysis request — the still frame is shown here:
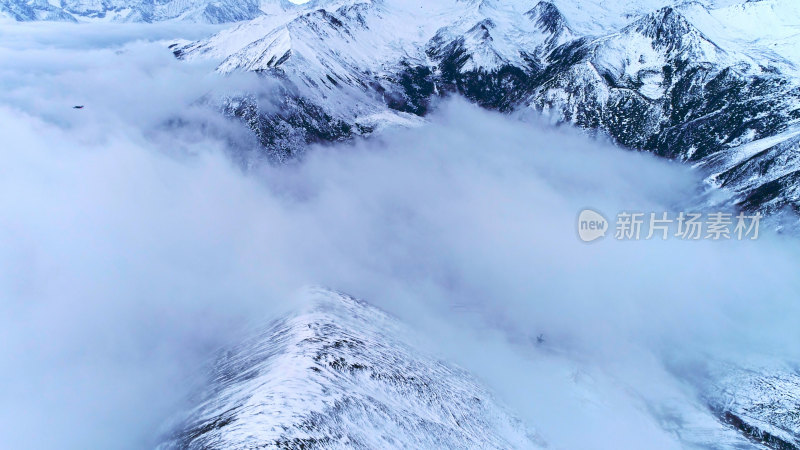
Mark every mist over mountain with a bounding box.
[2,2,800,450]
[166,0,800,219]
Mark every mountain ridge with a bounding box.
[156,288,546,449]
[171,0,800,218]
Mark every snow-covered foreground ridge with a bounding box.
[156,288,545,449]
[156,289,800,449]
[170,0,800,219]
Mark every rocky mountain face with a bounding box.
[681,360,800,450]
[531,3,800,216]
[710,371,800,449]
[173,0,800,218]
[156,289,545,449]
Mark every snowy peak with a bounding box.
[428,18,516,74]
[574,4,742,103]
[525,1,570,37]
[624,6,726,61]
[524,1,575,56]
[158,289,544,449]
[175,0,800,217]
[183,0,577,77]
[426,1,576,74]
[213,2,393,101]
[468,17,497,38]
[630,6,697,43]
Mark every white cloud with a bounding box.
[1,22,799,449]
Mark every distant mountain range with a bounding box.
[6,0,800,217]
[0,0,302,23]
[168,0,800,218]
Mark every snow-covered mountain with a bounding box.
[5,4,800,447]
[173,0,800,217]
[704,366,800,449]
[157,288,800,449]
[157,289,545,449]
[0,0,317,23]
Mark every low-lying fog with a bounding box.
[1,23,799,449]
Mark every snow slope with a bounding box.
[157,289,545,449]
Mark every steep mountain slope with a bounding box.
[685,361,800,450]
[175,0,584,158]
[174,0,800,217]
[701,128,800,215]
[529,6,799,160]
[682,0,800,70]
[536,2,800,217]
[157,289,545,449]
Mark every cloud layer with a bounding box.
[2,22,800,449]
